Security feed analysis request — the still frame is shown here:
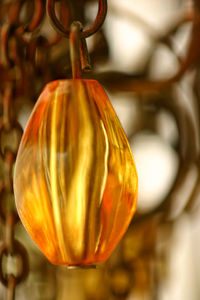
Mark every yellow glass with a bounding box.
[14,79,138,266]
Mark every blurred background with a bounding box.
[0,0,200,299]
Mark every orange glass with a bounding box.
[14,79,138,266]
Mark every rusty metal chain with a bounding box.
[0,0,45,298]
[0,2,53,299]
[0,84,29,300]
[0,83,29,300]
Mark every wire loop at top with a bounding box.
[46,0,107,38]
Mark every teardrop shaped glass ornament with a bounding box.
[14,79,138,266]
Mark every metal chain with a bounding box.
[0,0,40,298]
[0,84,29,300]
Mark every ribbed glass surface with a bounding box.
[14,79,138,266]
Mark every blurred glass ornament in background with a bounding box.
[131,132,178,212]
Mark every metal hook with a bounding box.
[69,21,82,79]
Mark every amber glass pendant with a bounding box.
[14,12,138,266]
